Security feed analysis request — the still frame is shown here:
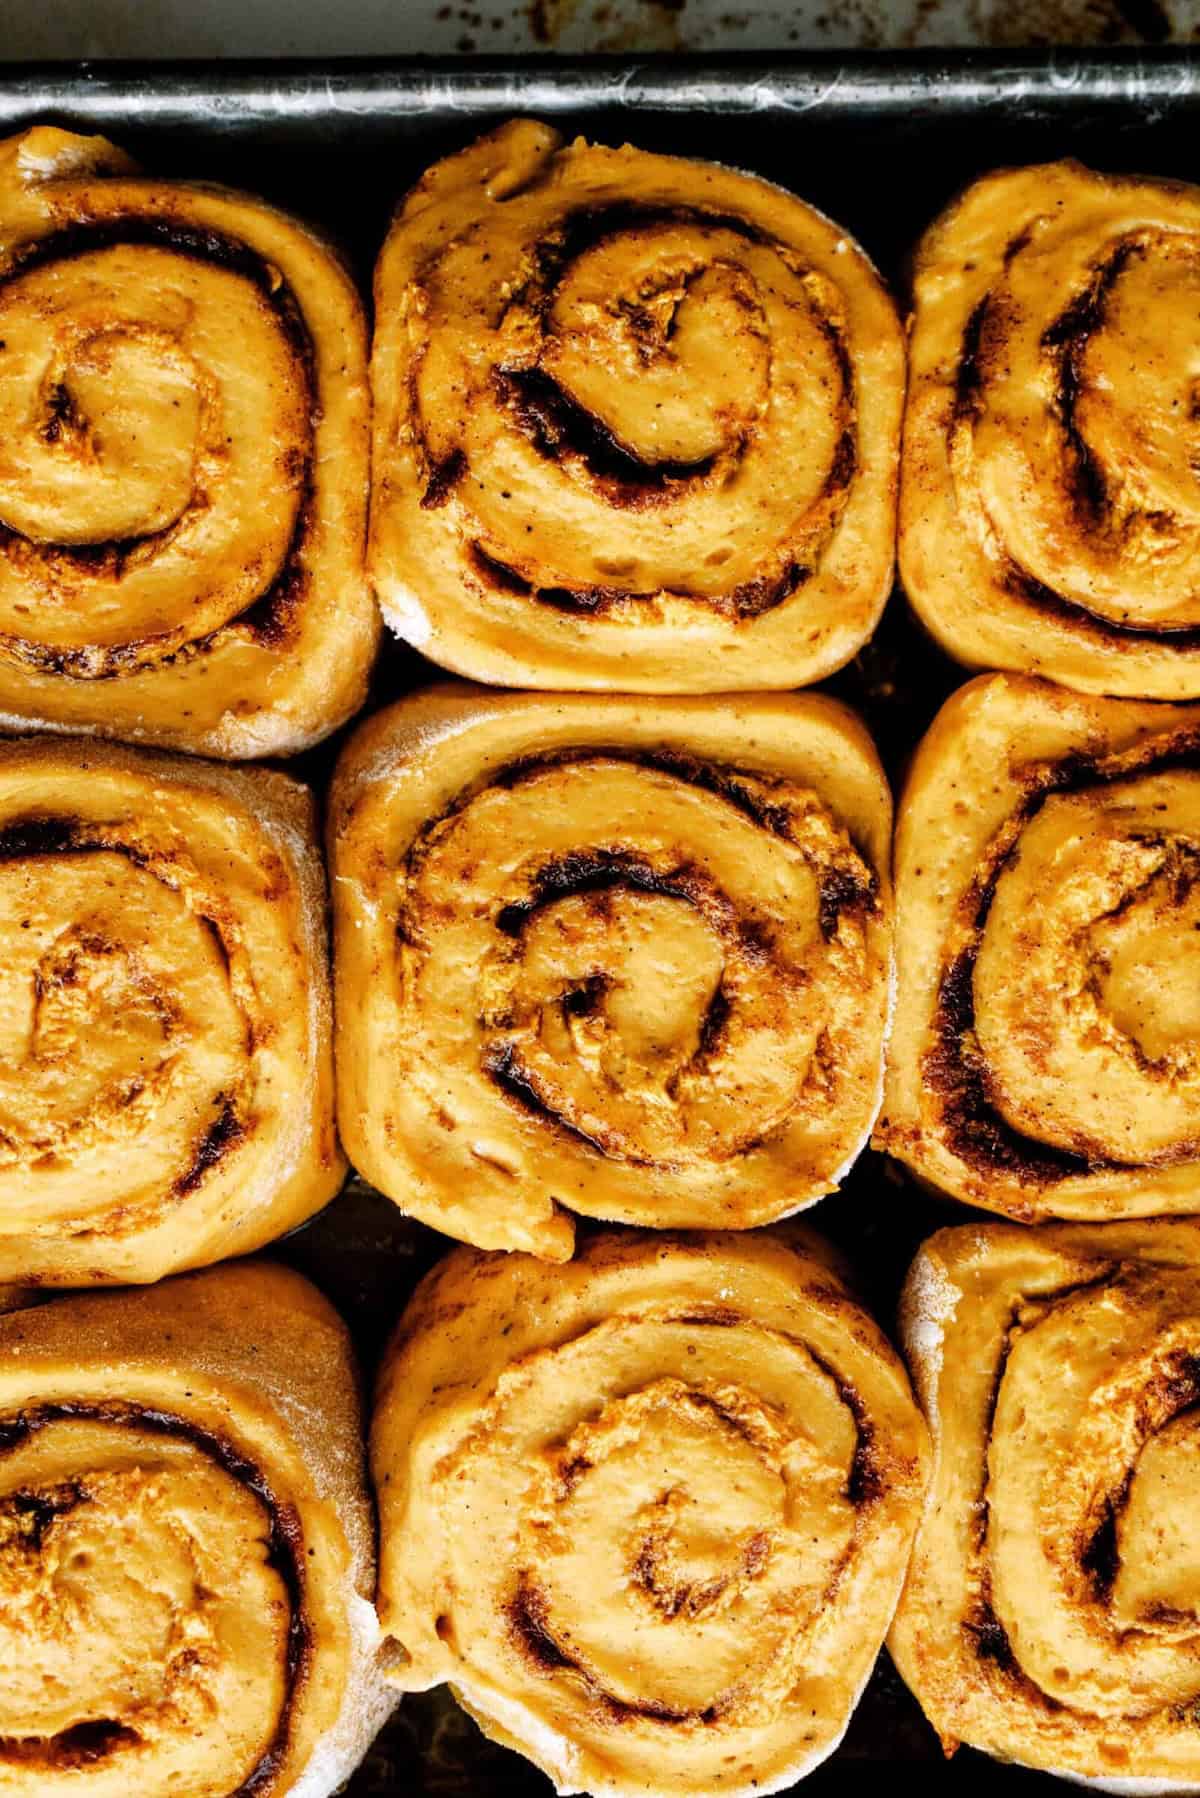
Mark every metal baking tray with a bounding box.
[3,48,1198,1795]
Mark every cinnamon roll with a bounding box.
[0,126,376,756]
[370,120,904,692]
[330,684,893,1258]
[373,1227,929,1798]
[0,735,342,1284]
[875,672,1200,1222]
[0,1260,393,1796]
[892,1218,1200,1787]
[904,160,1200,699]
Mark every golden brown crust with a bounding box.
[330,683,893,1258]
[903,159,1200,700]
[0,126,378,756]
[892,1219,1200,1788]
[0,1260,393,1796]
[372,1227,929,1798]
[0,733,344,1283]
[369,119,903,692]
[875,672,1200,1222]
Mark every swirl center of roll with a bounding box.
[1107,1406,1200,1632]
[548,1379,782,1630]
[400,755,876,1171]
[465,1311,873,1726]
[0,237,310,675]
[416,206,856,613]
[960,225,1200,630]
[986,1270,1200,1719]
[971,776,1200,1165]
[0,1412,292,1792]
[0,832,252,1227]
[536,228,771,471]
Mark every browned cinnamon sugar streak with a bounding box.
[369,120,904,691]
[876,673,1200,1222]
[904,161,1200,698]
[372,1229,928,1798]
[0,736,342,1284]
[330,685,894,1258]
[892,1220,1200,1786]
[0,127,377,755]
[0,1264,393,1797]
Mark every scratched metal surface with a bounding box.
[2,52,1198,1794]
[0,0,1196,58]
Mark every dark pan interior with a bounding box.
[2,50,1196,1793]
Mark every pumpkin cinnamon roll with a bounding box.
[0,1260,393,1796]
[892,1219,1200,1786]
[373,1227,929,1798]
[0,126,376,756]
[330,685,893,1258]
[370,119,903,692]
[904,161,1200,700]
[876,672,1200,1223]
[0,735,342,1284]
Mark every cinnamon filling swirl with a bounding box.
[373,1229,928,1798]
[370,119,902,692]
[331,688,893,1259]
[0,126,375,755]
[904,161,1200,698]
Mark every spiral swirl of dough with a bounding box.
[0,126,375,755]
[0,1264,392,1797]
[0,736,342,1284]
[878,673,1200,1222]
[904,161,1200,699]
[370,120,903,692]
[894,1220,1200,1787]
[374,1229,928,1798]
[331,686,893,1258]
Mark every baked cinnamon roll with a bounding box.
[370,120,904,692]
[373,1228,929,1798]
[892,1219,1200,1787]
[0,126,376,756]
[876,672,1200,1222]
[904,161,1200,699]
[0,735,342,1283]
[330,684,893,1258]
[0,1260,393,1796]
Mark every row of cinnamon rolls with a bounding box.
[2,670,1194,1289]
[5,1210,1199,1794]
[2,120,1198,749]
